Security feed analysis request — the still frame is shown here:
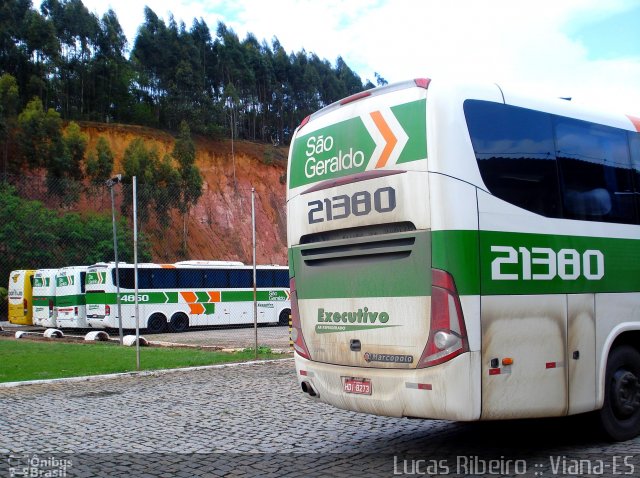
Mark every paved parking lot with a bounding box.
[1,359,639,477]
[0,321,291,351]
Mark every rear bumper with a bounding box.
[295,351,481,421]
[33,316,56,328]
[87,317,108,329]
[56,316,88,328]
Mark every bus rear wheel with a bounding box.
[598,345,640,441]
[169,313,189,333]
[279,308,291,326]
[146,313,167,334]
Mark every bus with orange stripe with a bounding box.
[84,261,291,333]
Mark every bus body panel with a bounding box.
[425,80,503,186]
[480,294,568,419]
[499,86,636,132]
[476,172,640,417]
[567,293,597,415]
[428,174,481,352]
[85,263,290,330]
[289,78,640,432]
[54,266,88,328]
[288,171,430,247]
[8,270,35,325]
[288,83,433,370]
[32,269,58,328]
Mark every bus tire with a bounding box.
[146,313,167,334]
[598,345,640,441]
[279,308,291,326]
[169,313,189,333]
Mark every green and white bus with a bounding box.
[54,266,88,329]
[85,261,291,333]
[287,78,640,441]
[32,268,58,328]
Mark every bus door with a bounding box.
[478,191,569,419]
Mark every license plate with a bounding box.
[343,377,372,395]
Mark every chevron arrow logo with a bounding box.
[362,108,409,171]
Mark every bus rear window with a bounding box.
[464,100,562,218]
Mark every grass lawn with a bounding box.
[0,338,291,383]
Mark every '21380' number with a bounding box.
[308,187,396,224]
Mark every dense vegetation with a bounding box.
[1,0,385,147]
[0,183,152,283]
[0,0,381,279]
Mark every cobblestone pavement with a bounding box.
[1,360,639,477]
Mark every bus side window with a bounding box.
[256,270,274,288]
[229,269,252,288]
[115,268,134,289]
[152,269,177,289]
[464,100,562,218]
[274,269,289,287]
[178,269,204,288]
[204,270,228,288]
[556,118,635,224]
[137,270,153,289]
[629,132,640,225]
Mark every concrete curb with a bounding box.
[0,357,294,389]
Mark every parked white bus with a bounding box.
[32,268,58,328]
[287,78,640,441]
[54,266,88,329]
[85,261,291,333]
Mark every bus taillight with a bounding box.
[23,298,28,315]
[417,269,469,368]
[105,305,110,316]
[74,306,78,316]
[414,78,431,89]
[289,278,311,360]
[48,299,53,313]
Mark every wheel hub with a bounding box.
[612,369,640,418]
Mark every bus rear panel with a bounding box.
[287,79,481,420]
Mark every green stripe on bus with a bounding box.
[392,99,427,164]
[291,230,431,300]
[288,99,427,188]
[433,230,640,295]
[55,294,86,307]
[85,290,287,305]
[292,228,640,300]
[33,296,53,304]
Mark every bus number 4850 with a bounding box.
[120,294,150,302]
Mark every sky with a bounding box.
[47,0,640,116]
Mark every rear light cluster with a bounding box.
[23,299,28,315]
[417,269,469,368]
[105,305,111,316]
[48,299,54,313]
[289,278,311,360]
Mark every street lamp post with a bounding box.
[106,174,124,345]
